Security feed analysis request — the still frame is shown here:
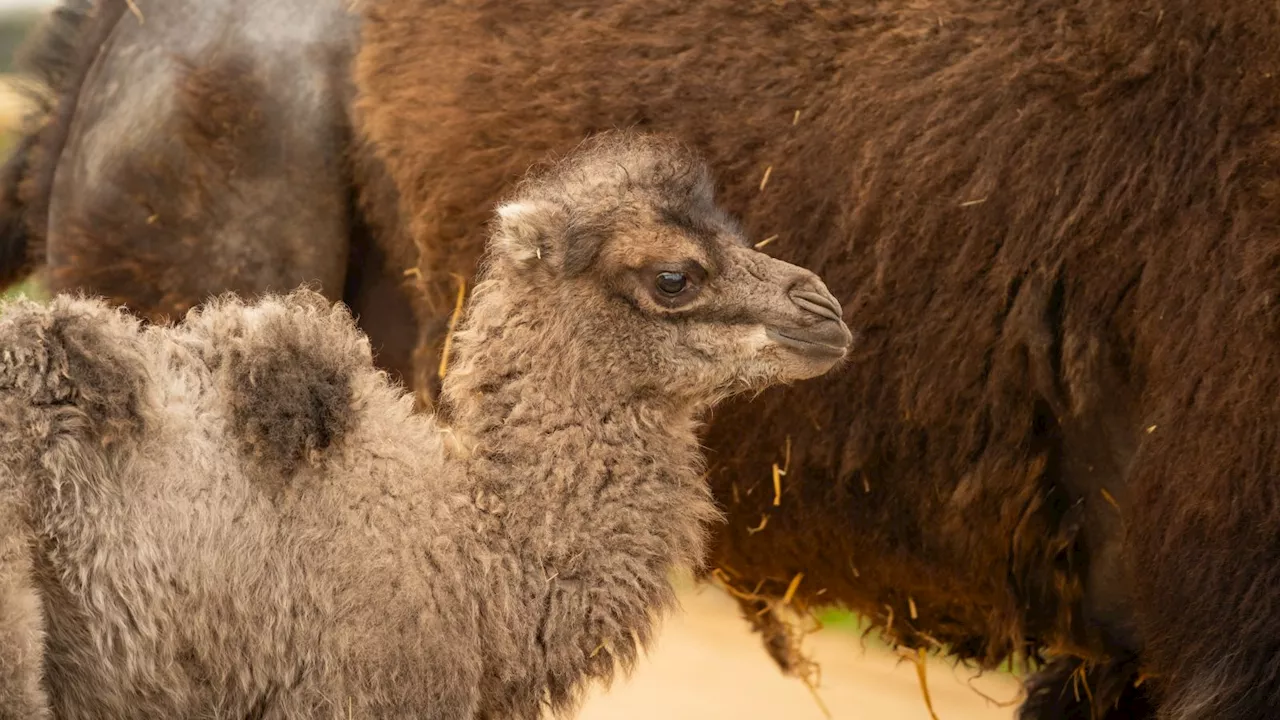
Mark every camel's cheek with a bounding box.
[740,326,772,354]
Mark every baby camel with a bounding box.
[0,133,851,719]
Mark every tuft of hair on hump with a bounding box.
[0,292,151,442]
[490,130,740,276]
[181,287,375,479]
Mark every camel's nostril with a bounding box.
[791,289,844,324]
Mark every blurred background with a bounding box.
[0,3,1024,717]
[0,1,46,302]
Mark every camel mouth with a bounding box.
[766,325,851,359]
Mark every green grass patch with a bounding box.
[3,275,46,302]
[816,607,870,634]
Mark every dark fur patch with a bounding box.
[558,214,612,277]
[203,292,367,481]
[175,55,269,174]
[226,337,354,478]
[1019,656,1155,720]
[0,296,148,442]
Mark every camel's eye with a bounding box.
[642,263,705,309]
[655,272,688,296]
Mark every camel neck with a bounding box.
[436,290,719,704]
[437,281,712,518]
[447,357,713,557]
[459,366,717,695]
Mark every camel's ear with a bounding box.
[493,199,563,267]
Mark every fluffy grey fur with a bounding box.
[0,133,851,719]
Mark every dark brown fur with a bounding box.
[1020,656,1155,720]
[9,1,1280,716]
[353,5,1280,717]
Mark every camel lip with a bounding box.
[766,326,851,359]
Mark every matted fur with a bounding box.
[7,0,1280,716]
[0,134,850,718]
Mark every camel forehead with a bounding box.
[528,133,720,221]
[540,176,736,274]
[600,224,719,271]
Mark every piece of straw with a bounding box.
[437,273,467,379]
[802,677,832,720]
[1100,488,1121,511]
[772,436,792,506]
[125,0,144,22]
[748,515,769,534]
[1071,664,1095,713]
[759,166,774,191]
[772,463,784,506]
[711,568,763,601]
[963,670,1024,708]
[910,647,941,720]
[782,573,804,605]
[755,234,779,249]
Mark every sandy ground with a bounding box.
[577,582,1023,720]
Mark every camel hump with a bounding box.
[182,288,374,477]
[0,293,152,447]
